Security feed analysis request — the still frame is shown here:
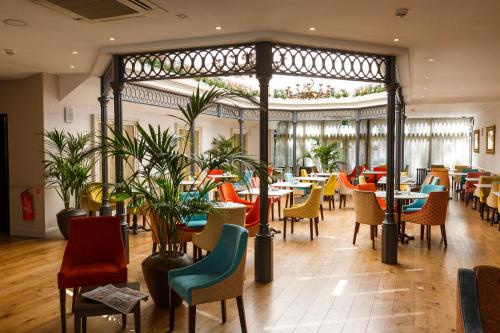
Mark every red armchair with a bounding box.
[373,166,387,182]
[57,216,127,333]
[219,182,254,211]
[347,165,366,183]
[357,183,387,210]
[245,196,261,237]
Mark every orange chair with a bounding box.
[373,166,387,182]
[245,195,271,237]
[401,191,449,250]
[219,183,254,211]
[430,169,450,191]
[338,172,357,208]
[357,183,387,210]
[249,177,281,220]
[347,165,365,183]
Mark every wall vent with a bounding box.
[32,0,168,22]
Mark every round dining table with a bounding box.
[375,191,429,244]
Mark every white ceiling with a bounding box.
[1,0,500,115]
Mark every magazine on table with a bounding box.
[82,284,149,314]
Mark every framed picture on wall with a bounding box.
[486,125,495,154]
[473,129,480,153]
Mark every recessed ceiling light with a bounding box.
[393,38,400,42]
[176,13,188,19]
[309,27,316,31]
[425,75,430,79]
[72,51,78,55]
[109,37,115,41]
[69,65,75,69]
[423,87,428,90]
[215,26,222,30]
[3,19,28,27]
[428,58,435,62]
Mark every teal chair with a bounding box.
[180,192,209,229]
[234,170,253,191]
[430,177,441,185]
[460,168,478,187]
[403,185,445,213]
[168,224,249,333]
[284,172,310,195]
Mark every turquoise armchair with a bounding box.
[168,224,249,332]
[460,168,478,187]
[403,184,445,213]
[284,172,310,195]
[180,191,209,229]
[430,177,441,185]
[234,170,253,191]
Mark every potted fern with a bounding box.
[44,129,97,239]
[106,86,268,307]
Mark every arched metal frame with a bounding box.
[100,41,401,277]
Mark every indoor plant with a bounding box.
[301,141,344,172]
[106,86,268,307]
[44,129,97,239]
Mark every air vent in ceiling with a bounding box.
[32,0,168,22]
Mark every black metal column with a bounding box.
[292,111,298,176]
[382,55,398,265]
[239,111,244,173]
[255,42,273,283]
[98,94,112,216]
[190,120,196,177]
[111,55,129,261]
[469,119,473,166]
[365,119,371,169]
[355,110,361,184]
[395,99,402,190]
[401,112,406,172]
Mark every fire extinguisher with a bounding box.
[21,189,35,221]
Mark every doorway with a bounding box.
[0,114,9,234]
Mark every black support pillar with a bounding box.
[365,119,371,169]
[292,111,298,175]
[190,120,196,177]
[354,110,361,184]
[255,42,273,283]
[239,111,245,173]
[98,94,112,216]
[111,55,129,261]
[401,112,406,172]
[395,98,402,190]
[381,55,398,265]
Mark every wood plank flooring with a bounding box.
[0,197,499,333]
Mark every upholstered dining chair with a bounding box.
[219,182,254,211]
[168,224,249,333]
[358,175,367,184]
[357,182,387,210]
[373,166,387,182]
[453,165,468,190]
[485,182,500,224]
[430,169,450,191]
[477,176,500,220]
[244,196,261,237]
[421,174,434,187]
[401,191,449,250]
[81,183,116,216]
[464,171,483,206]
[352,190,385,249]
[192,203,246,257]
[403,184,446,213]
[323,174,337,210]
[338,172,357,208]
[57,216,127,333]
[430,177,441,185]
[283,187,322,241]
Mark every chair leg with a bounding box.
[440,225,448,248]
[320,205,324,221]
[221,300,227,323]
[169,287,175,331]
[353,222,360,245]
[401,222,406,245]
[72,287,78,312]
[427,225,431,250]
[188,305,196,333]
[315,217,319,236]
[283,217,287,240]
[278,200,281,219]
[486,206,490,222]
[60,288,66,333]
[122,313,127,327]
[328,196,332,210]
[271,202,275,221]
[370,225,375,250]
[236,296,248,333]
[309,218,314,240]
[291,218,294,234]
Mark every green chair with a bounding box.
[403,185,445,213]
[168,224,249,333]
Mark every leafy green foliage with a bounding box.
[43,129,97,209]
[353,84,386,97]
[301,141,344,172]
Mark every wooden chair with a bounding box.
[401,191,449,250]
[168,224,249,333]
[430,169,450,191]
[283,187,322,241]
[352,190,385,249]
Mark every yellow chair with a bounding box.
[486,182,500,225]
[358,175,367,185]
[453,165,468,190]
[400,171,410,191]
[476,176,500,220]
[324,174,337,210]
[82,183,116,216]
[352,190,385,249]
[300,168,308,178]
[283,187,322,241]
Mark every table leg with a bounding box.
[398,198,414,244]
[134,304,141,333]
[82,317,86,333]
[74,314,81,333]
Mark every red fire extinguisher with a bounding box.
[21,189,35,221]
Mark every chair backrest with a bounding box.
[373,166,387,181]
[461,168,479,184]
[357,183,376,191]
[358,175,367,184]
[251,177,260,188]
[219,183,239,202]
[352,190,385,225]
[66,216,125,265]
[414,191,449,226]
[431,164,446,169]
[180,191,209,221]
[478,176,500,201]
[208,169,224,176]
[192,204,246,251]
[324,174,337,196]
[422,174,434,186]
[430,177,441,185]
[300,168,308,177]
[486,182,500,208]
[421,184,446,193]
[87,183,103,203]
[339,172,356,194]
[284,172,294,183]
[431,169,450,189]
[303,186,322,214]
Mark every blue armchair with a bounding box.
[179,191,209,229]
[168,224,249,333]
[403,184,445,213]
[430,177,441,185]
[233,170,253,191]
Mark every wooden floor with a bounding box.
[1,196,500,333]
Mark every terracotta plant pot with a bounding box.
[56,208,88,239]
[142,252,193,308]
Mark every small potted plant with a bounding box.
[107,86,268,308]
[44,129,97,239]
[301,140,344,172]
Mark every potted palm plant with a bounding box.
[44,129,97,239]
[106,86,268,308]
[301,141,344,172]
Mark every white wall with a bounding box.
[473,109,500,173]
